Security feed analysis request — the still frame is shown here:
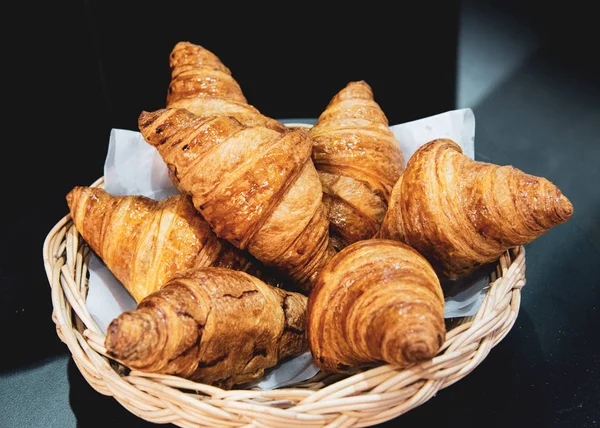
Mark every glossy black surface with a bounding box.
[2,1,598,427]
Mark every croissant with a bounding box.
[311,81,405,250]
[166,41,286,132]
[307,239,445,374]
[66,186,277,302]
[138,108,336,292]
[105,267,308,388]
[380,138,574,278]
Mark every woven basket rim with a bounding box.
[43,134,527,427]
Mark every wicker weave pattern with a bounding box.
[43,175,526,428]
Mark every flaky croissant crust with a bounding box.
[307,239,445,374]
[167,41,246,106]
[66,186,270,302]
[311,81,405,198]
[105,267,308,388]
[138,108,336,291]
[310,81,405,250]
[380,138,573,278]
[166,41,286,132]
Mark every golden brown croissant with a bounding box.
[66,186,277,302]
[311,81,405,250]
[380,138,574,278]
[138,108,336,292]
[307,239,445,374]
[166,41,286,132]
[105,267,308,389]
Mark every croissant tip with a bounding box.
[65,190,73,208]
[105,313,143,362]
[337,80,374,100]
[401,339,440,365]
[137,110,165,131]
[66,186,86,209]
[558,193,574,222]
[174,40,191,48]
[348,80,370,88]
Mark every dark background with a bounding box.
[2,1,599,427]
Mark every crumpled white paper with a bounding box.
[390,107,476,164]
[86,108,485,390]
[103,128,178,200]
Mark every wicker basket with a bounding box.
[42,141,527,427]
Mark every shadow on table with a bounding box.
[67,358,170,427]
[377,307,547,427]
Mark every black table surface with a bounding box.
[2,2,599,427]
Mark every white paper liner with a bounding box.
[86,108,483,390]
